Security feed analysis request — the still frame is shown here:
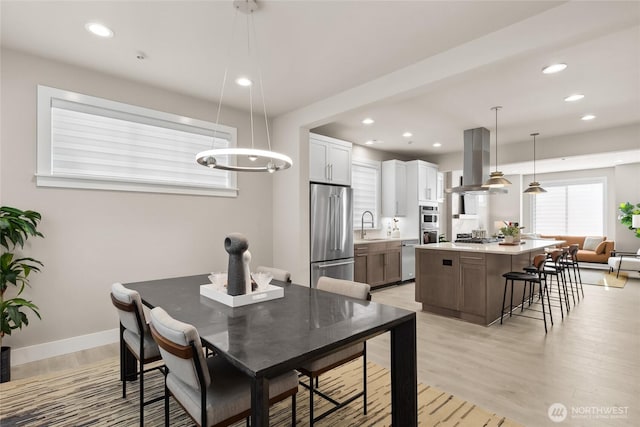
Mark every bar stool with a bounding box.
[501,254,553,333]
[542,250,571,318]
[562,244,584,299]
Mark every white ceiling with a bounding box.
[2,1,640,169]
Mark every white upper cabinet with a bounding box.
[382,160,407,217]
[309,133,352,186]
[407,160,439,205]
[421,162,438,204]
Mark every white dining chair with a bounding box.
[297,276,371,426]
[149,306,299,427]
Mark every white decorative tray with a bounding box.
[200,283,284,307]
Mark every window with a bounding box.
[352,158,380,229]
[532,179,605,235]
[37,85,238,197]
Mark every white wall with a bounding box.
[0,49,275,352]
[614,163,640,252]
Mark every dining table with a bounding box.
[124,274,418,426]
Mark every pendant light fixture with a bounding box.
[523,132,547,194]
[482,106,511,188]
[195,0,292,173]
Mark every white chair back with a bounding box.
[149,307,210,391]
[317,276,370,301]
[111,282,147,335]
[257,266,291,283]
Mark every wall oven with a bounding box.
[420,204,439,228]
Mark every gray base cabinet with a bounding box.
[416,248,543,325]
[354,241,402,288]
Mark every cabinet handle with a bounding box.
[330,164,333,181]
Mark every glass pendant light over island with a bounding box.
[195,0,292,173]
[482,106,511,188]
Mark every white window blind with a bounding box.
[352,159,380,229]
[533,180,605,235]
[37,86,238,197]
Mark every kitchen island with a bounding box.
[415,239,563,325]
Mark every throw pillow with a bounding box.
[583,236,604,251]
[594,241,607,254]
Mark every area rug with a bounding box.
[580,269,627,288]
[0,357,521,426]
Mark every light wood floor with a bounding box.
[11,270,640,426]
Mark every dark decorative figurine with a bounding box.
[225,233,249,296]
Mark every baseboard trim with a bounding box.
[11,328,119,366]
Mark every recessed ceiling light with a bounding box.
[365,140,374,145]
[402,132,412,138]
[85,22,114,38]
[542,63,567,74]
[362,118,374,125]
[564,94,584,102]
[433,142,442,147]
[581,114,596,121]
[235,77,252,87]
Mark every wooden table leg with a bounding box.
[391,315,417,426]
[251,376,269,426]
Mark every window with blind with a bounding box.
[352,159,380,229]
[532,179,605,235]
[36,85,238,197]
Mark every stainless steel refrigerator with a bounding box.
[310,183,354,287]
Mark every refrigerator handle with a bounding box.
[329,194,335,251]
[314,259,355,269]
[336,193,342,251]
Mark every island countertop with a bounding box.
[416,239,564,255]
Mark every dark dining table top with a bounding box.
[126,274,416,378]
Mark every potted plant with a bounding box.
[500,222,523,244]
[618,202,640,238]
[0,206,44,382]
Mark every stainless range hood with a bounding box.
[447,127,507,195]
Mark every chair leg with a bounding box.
[120,325,126,399]
[521,282,527,312]
[501,278,508,324]
[575,262,584,298]
[540,281,548,333]
[291,394,297,426]
[552,274,564,319]
[509,280,514,317]
[164,378,170,427]
[544,278,553,326]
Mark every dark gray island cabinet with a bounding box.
[415,239,563,325]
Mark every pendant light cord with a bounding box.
[246,12,255,151]
[211,10,239,149]
[250,12,273,151]
[533,134,536,180]
[492,106,502,172]
[531,132,539,181]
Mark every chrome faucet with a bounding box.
[361,210,374,239]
